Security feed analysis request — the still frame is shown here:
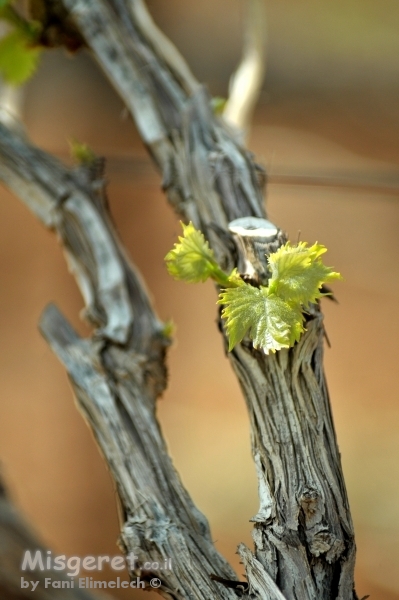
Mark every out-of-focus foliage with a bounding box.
[0,29,41,84]
[0,1,42,85]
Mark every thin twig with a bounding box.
[223,0,267,134]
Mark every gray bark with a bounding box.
[0,123,238,600]
[0,1,358,598]
[58,1,357,597]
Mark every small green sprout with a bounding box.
[69,139,97,166]
[165,222,341,354]
[161,319,175,340]
[210,96,227,115]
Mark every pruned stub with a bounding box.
[227,217,287,286]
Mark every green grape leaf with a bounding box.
[165,223,342,354]
[0,1,12,8]
[267,241,342,306]
[165,222,230,285]
[165,222,217,283]
[218,284,304,353]
[0,30,41,84]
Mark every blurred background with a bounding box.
[0,0,399,598]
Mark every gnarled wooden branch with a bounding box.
[0,1,358,598]
[0,122,239,600]
[57,2,358,598]
[61,0,266,225]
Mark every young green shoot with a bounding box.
[165,222,341,354]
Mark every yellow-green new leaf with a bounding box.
[0,30,41,85]
[165,222,230,285]
[267,241,341,307]
[218,284,304,354]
